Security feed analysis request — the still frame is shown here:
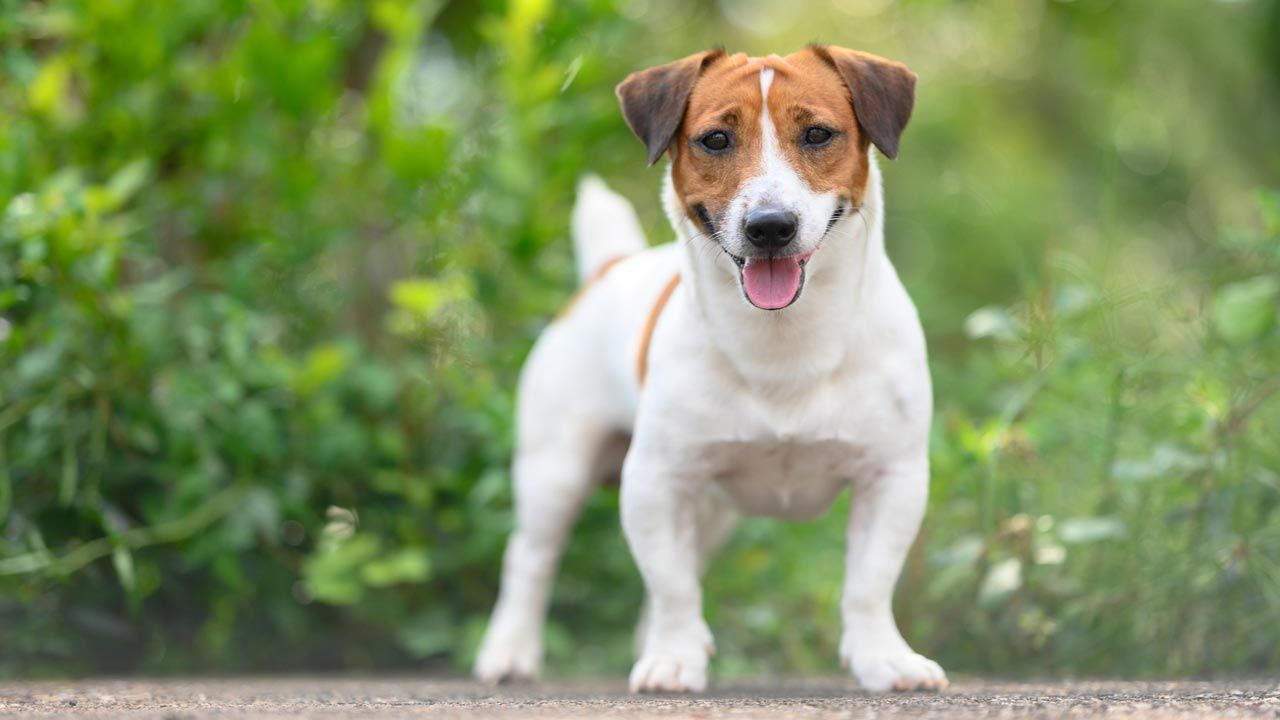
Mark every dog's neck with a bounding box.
[664,157,893,385]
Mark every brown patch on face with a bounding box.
[668,53,766,236]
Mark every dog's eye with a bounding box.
[803,126,834,147]
[699,131,731,152]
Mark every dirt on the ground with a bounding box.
[1,676,1277,719]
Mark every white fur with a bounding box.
[475,67,944,694]
[572,175,648,282]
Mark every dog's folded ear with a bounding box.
[811,45,916,160]
[617,49,726,166]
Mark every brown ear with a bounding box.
[812,45,916,160]
[616,49,726,166]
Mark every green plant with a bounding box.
[2,0,1278,679]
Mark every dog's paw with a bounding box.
[841,638,947,692]
[629,647,709,693]
[629,623,713,693]
[474,622,542,684]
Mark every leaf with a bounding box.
[0,443,11,530]
[59,420,78,506]
[112,545,136,595]
[1053,284,1095,318]
[931,535,984,567]
[1258,189,1280,239]
[1212,276,1279,345]
[1112,443,1207,481]
[302,534,382,605]
[1059,516,1127,544]
[964,306,1020,342]
[978,557,1022,607]
[223,486,281,549]
[28,56,71,116]
[388,276,469,319]
[1034,543,1066,565]
[294,344,350,396]
[105,159,152,207]
[361,547,430,587]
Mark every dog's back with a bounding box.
[523,178,690,429]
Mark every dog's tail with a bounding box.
[571,175,647,283]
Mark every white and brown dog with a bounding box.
[475,46,945,693]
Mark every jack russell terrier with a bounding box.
[475,45,946,693]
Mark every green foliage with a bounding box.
[2,0,1279,679]
[1213,276,1279,345]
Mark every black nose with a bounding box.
[744,209,798,249]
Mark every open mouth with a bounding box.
[703,202,850,311]
[725,203,847,311]
[729,251,815,310]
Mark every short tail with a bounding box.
[571,175,647,283]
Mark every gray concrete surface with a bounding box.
[1,676,1277,718]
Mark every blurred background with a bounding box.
[2,0,1279,680]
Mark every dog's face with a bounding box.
[618,47,916,310]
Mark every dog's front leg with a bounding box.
[621,452,713,693]
[840,457,947,692]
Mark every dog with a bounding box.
[474,45,945,694]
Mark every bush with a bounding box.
[2,0,1278,678]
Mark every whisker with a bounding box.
[680,214,734,266]
[852,204,872,305]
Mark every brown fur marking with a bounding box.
[554,255,628,322]
[635,273,683,385]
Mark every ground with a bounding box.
[1,677,1277,718]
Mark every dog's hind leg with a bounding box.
[474,418,610,683]
[476,174,642,683]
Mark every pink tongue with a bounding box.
[741,257,803,309]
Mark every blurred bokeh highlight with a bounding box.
[2,0,1279,679]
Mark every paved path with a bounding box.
[1,677,1277,718]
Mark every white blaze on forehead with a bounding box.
[751,65,804,204]
[758,67,782,171]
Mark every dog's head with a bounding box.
[617,47,915,310]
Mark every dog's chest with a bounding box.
[694,438,867,521]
